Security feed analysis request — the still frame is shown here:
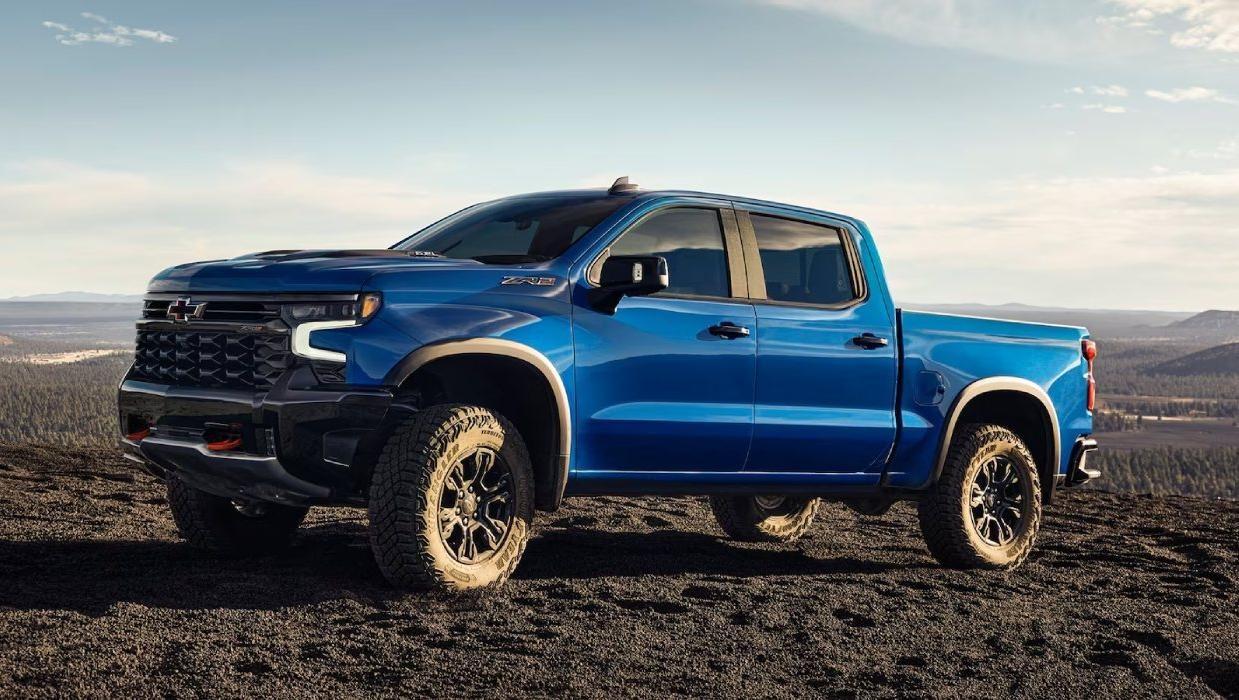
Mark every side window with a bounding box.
[750,214,857,306]
[603,208,730,298]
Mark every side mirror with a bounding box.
[588,255,669,313]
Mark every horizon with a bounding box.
[2,1,1237,311]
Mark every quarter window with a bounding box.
[750,214,857,306]
[604,208,731,298]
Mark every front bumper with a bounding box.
[118,365,401,505]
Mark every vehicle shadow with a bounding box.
[0,522,918,614]
[516,528,916,580]
[0,521,382,616]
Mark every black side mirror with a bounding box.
[588,255,669,313]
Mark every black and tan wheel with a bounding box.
[166,474,308,554]
[918,423,1042,569]
[368,404,534,591]
[709,494,819,543]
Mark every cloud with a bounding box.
[1068,84,1130,97]
[0,160,483,295]
[40,12,176,47]
[1,160,1235,309]
[1145,86,1239,103]
[1101,0,1239,53]
[814,168,1239,309]
[1092,84,1129,96]
[131,28,176,43]
[1179,137,1239,159]
[744,1,1126,63]
[1082,103,1128,113]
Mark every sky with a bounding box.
[1,0,1237,311]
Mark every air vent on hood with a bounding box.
[241,249,444,261]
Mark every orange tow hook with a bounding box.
[125,428,150,442]
[206,437,243,452]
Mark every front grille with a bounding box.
[131,330,291,389]
[143,298,282,324]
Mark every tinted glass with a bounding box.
[607,208,730,298]
[394,195,629,263]
[750,214,856,305]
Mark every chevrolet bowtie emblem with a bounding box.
[166,297,206,323]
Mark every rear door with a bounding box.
[738,208,898,473]
[571,203,756,473]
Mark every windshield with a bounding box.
[393,195,630,264]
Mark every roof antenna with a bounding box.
[609,176,639,194]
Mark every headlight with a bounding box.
[285,293,382,323]
[287,293,381,363]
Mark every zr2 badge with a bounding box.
[500,276,557,286]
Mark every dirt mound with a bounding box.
[0,443,1235,698]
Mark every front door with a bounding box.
[739,210,899,473]
[572,205,756,473]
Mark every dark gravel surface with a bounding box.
[1,443,1236,698]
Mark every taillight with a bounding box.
[1082,339,1097,411]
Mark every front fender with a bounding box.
[383,337,573,470]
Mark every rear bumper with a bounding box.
[118,365,401,504]
[1065,436,1100,487]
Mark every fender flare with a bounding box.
[928,377,1060,500]
[383,338,571,508]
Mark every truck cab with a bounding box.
[119,178,1098,590]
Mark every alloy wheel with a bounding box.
[968,455,1029,546]
[437,447,515,564]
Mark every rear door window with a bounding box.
[750,214,857,306]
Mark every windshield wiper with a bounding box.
[470,254,552,264]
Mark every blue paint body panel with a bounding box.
[887,310,1093,486]
[144,188,1093,498]
[572,294,756,473]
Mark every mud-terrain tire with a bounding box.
[918,423,1042,570]
[166,475,308,553]
[368,404,535,591]
[709,495,820,543]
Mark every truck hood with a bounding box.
[147,249,487,294]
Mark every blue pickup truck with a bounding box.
[118,178,1099,590]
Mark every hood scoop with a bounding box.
[240,249,445,262]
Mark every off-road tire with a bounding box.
[368,404,535,591]
[166,475,308,553]
[917,423,1042,570]
[709,495,820,543]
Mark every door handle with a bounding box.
[709,322,751,339]
[852,332,889,350]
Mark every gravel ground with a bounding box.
[0,443,1236,698]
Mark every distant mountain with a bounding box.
[1168,310,1239,332]
[901,303,1196,339]
[1151,342,1239,376]
[2,292,143,303]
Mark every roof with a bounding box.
[505,186,869,232]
